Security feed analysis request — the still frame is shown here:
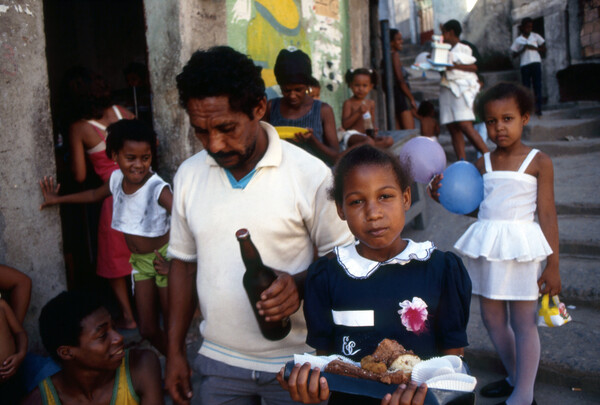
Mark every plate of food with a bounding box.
[284,339,476,404]
[274,126,308,139]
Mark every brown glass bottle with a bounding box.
[236,228,291,341]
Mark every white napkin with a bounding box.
[411,355,476,392]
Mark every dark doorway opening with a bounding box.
[42,0,150,300]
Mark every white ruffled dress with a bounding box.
[454,149,552,300]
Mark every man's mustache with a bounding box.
[209,151,239,159]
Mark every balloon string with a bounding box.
[427,176,436,190]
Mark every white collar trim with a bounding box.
[335,239,436,279]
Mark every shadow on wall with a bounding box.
[557,64,600,102]
[478,51,513,72]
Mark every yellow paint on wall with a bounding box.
[247,0,309,91]
[262,69,277,88]
[255,0,299,29]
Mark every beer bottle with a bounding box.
[236,228,291,341]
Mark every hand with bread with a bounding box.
[277,362,330,404]
[381,382,428,405]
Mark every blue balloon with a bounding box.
[439,161,483,215]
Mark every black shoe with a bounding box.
[494,400,536,405]
[481,379,514,397]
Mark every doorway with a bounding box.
[42,0,151,294]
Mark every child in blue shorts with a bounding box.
[40,119,172,355]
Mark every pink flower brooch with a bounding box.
[398,297,428,334]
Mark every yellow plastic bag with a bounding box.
[537,294,572,327]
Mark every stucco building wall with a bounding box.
[0,1,67,350]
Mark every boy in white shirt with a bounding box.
[510,17,546,116]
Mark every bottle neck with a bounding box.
[238,237,264,270]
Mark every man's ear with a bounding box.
[253,97,267,121]
[336,203,346,221]
[111,151,117,162]
[57,345,75,361]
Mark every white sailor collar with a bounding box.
[335,239,436,279]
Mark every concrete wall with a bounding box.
[144,0,228,181]
[432,0,469,33]
[462,0,513,69]
[348,0,371,69]
[392,0,414,44]
[0,1,67,351]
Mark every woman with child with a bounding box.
[265,48,341,166]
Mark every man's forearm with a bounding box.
[167,259,197,356]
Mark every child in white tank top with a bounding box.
[431,82,560,405]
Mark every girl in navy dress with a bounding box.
[278,144,472,405]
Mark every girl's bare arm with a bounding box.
[448,63,477,73]
[535,153,561,295]
[341,100,363,130]
[158,187,174,214]
[40,176,111,209]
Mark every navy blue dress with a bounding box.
[304,242,472,362]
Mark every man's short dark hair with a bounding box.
[176,46,266,119]
[443,19,462,37]
[39,291,106,362]
[522,17,533,26]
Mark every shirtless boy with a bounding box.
[22,291,163,405]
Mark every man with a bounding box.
[165,46,353,405]
[510,17,546,116]
[22,291,163,405]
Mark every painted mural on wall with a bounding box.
[227,0,349,123]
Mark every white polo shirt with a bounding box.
[168,121,354,372]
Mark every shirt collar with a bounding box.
[335,239,436,279]
[205,121,282,169]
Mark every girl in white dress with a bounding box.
[432,82,561,405]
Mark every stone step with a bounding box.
[530,138,600,157]
[465,295,600,395]
[552,151,600,209]
[558,215,600,256]
[556,203,600,216]
[524,115,600,141]
[559,254,600,308]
